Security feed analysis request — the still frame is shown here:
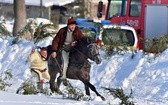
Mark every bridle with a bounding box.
[87,43,100,60]
[71,42,100,62]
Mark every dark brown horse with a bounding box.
[47,37,105,100]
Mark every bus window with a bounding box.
[108,0,127,19]
[130,0,141,16]
[121,30,134,46]
[102,29,135,46]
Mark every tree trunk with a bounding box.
[13,0,27,36]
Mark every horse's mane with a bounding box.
[69,37,93,54]
[69,36,95,66]
[76,37,95,47]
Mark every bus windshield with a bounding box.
[107,0,127,19]
[102,28,135,46]
[130,0,141,16]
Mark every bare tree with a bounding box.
[13,0,27,36]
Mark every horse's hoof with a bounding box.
[82,95,91,101]
[100,96,105,101]
[55,89,63,95]
[62,79,68,86]
[57,90,63,95]
[54,90,62,95]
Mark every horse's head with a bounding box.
[76,37,101,64]
[87,42,102,64]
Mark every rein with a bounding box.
[73,47,88,59]
[73,43,98,60]
[54,58,62,72]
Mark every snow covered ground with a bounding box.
[0,18,168,105]
[0,91,107,105]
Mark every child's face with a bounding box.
[40,50,47,59]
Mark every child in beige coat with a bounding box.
[29,47,50,92]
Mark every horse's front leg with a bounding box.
[85,76,90,96]
[85,85,90,96]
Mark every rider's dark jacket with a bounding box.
[52,26,83,53]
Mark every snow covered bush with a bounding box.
[16,78,36,95]
[62,80,84,101]
[144,34,168,53]
[0,23,11,37]
[12,18,57,44]
[0,70,13,91]
[104,87,135,105]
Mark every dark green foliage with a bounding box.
[102,45,128,56]
[18,79,36,95]
[104,87,134,105]
[18,20,37,35]
[0,23,11,37]
[101,27,136,57]
[144,35,168,53]
[12,37,19,44]
[33,23,56,43]
[62,80,84,101]
[12,19,57,44]
[17,78,51,95]
[0,70,13,91]
[102,44,136,59]
[81,28,96,41]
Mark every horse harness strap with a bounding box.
[31,68,47,73]
[53,58,63,72]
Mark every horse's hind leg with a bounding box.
[85,85,90,96]
[78,76,105,101]
[49,74,56,93]
[48,67,58,93]
[86,81,105,100]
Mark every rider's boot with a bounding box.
[60,60,68,80]
[60,68,67,80]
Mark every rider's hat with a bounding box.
[67,17,77,25]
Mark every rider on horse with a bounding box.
[51,17,84,80]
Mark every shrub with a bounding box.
[62,80,84,101]
[17,78,51,95]
[0,23,11,37]
[33,23,56,43]
[13,19,57,44]
[144,35,168,53]
[0,70,13,91]
[16,79,36,95]
[104,87,134,105]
